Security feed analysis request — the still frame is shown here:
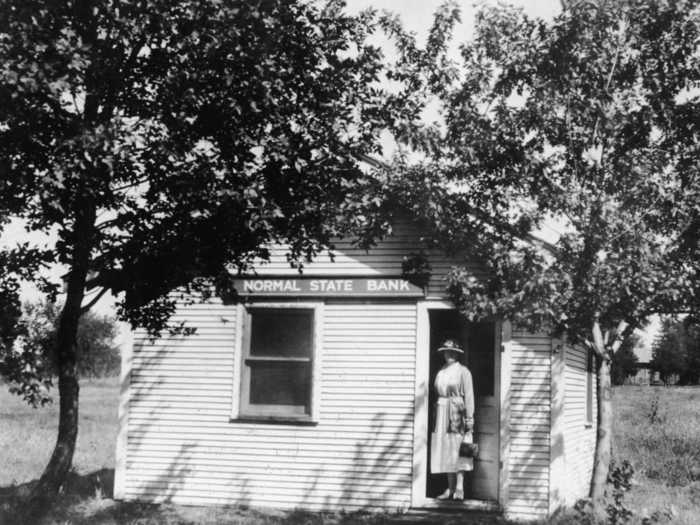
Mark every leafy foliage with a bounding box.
[0,300,120,406]
[382,0,699,348]
[0,246,55,403]
[74,309,120,379]
[611,334,640,385]
[0,300,55,407]
[0,0,413,502]
[573,459,635,525]
[680,316,700,385]
[606,459,635,524]
[380,0,699,506]
[0,0,400,336]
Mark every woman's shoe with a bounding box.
[436,489,453,500]
[453,489,464,500]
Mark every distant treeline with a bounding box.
[0,300,120,405]
[651,316,700,386]
[28,300,120,378]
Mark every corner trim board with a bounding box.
[498,320,511,511]
[411,301,431,506]
[113,325,133,500]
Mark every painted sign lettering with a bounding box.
[232,278,424,297]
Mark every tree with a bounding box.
[680,316,700,385]
[1,300,57,407]
[611,334,639,386]
[74,309,120,379]
[1,300,120,407]
[0,0,403,511]
[379,0,699,515]
[652,315,700,385]
[651,320,685,384]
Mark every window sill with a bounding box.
[230,415,318,426]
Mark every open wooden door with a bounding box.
[427,310,500,502]
[465,321,500,500]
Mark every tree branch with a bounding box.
[591,16,628,154]
[122,38,147,78]
[101,37,148,122]
[112,177,148,193]
[80,287,108,314]
[96,218,120,231]
[34,92,76,121]
[356,153,560,256]
[610,320,632,354]
[591,317,607,359]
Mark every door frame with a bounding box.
[411,300,508,510]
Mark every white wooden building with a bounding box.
[114,221,597,521]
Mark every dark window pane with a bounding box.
[249,361,310,410]
[250,309,312,358]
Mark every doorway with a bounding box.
[425,310,500,502]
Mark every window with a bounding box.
[237,304,320,421]
[586,348,595,425]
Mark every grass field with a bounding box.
[612,386,700,525]
[0,378,119,489]
[1,381,699,524]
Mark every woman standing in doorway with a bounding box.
[430,339,475,500]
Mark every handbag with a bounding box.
[459,431,479,458]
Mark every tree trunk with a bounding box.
[26,208,94,520]
[590,354,613,515]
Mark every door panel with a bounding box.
[466,320,500,501]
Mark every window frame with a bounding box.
[231,302,323,424]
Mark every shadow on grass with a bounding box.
[0,468,521,525]
[0,467,207,525]
[0,468,117,525]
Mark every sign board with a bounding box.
[231,277,424,297]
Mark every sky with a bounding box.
[350,0,561,31]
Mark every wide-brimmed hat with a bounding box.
[436,339,464,353]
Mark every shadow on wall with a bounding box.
[128,318,420,513]
[125,338,559,516]
[114,328,560,521]
[123,331,565,515]
[123,338,253,509]
[506,349,558,520]
[317,404,418,511]
[549,346,566,512]
[265,368,421,511]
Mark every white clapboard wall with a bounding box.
[245,223,483,300]
[120,221,449,510]
[124,299,418,510]
[118,220,558,521]
[562,344,597,502]
[506,331,552,521]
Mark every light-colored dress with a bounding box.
[430,362,475,473]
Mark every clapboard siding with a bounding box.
[507,331,551,521]
[123,300,417,511]
[247,220,483,300]
[116,225,572,521]
[563,344,597,503]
